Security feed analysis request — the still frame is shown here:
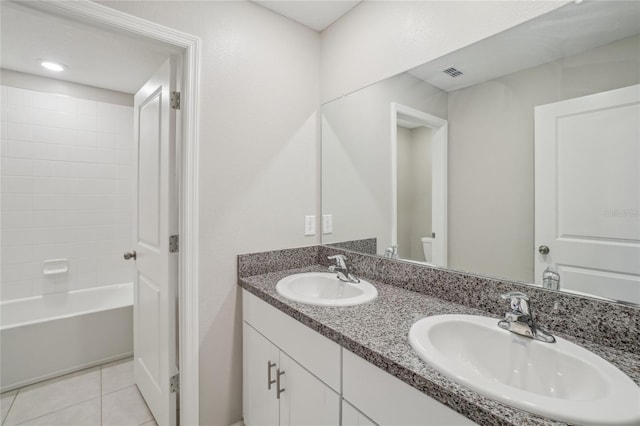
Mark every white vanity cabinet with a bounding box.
[242,289,476,426]
[342,400,378,426]
[342,350,476,426]
[242,291,341,426]
[243,324,340,425]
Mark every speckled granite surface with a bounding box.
[238,245,640,424]
[326,238,377,255]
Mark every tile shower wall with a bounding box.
[0,85,134,301]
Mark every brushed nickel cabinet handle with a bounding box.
[123,251,137,260]
[538,245,550,255]
[267,361,276,390]
[276,369,285,399]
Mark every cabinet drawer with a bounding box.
[343,350,476,426]
[243,290,341,392]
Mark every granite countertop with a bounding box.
[239,264,640,426]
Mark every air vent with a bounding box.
[443,67,463,78]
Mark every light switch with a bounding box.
[322,214,333,234]
[304,215,315,236]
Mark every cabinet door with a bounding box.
[279,352,340,426]
[342,400,378,426]
[244,323,280,426]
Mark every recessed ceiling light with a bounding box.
[40,61,66,72]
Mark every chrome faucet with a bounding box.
[384,245,399,259]
[497,291,555,343]
[328,255,360,284]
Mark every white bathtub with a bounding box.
[1,283,133,392]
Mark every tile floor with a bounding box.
[0,358,156,426]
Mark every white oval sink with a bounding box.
[409,314,640,425]
[276,272,377,306]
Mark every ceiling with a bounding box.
[252,1,361,31]
[409,1,640,92]
[0,2,180,94]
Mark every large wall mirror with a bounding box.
[321,1,640,305]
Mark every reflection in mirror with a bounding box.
[321,1,640,305]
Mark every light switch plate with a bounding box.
[304,215,315,236]
[322,214,333,234]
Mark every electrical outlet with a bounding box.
[322,214,333,234]
[304,215,315,236]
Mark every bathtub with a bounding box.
[1,283,133,392]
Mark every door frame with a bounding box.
[390,103,448,266]
[36,1,201,424]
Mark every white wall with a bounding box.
[447,34,640,283]
[98,2,320,425]
[397,126,432,262]
[322,72,446,254]
[320,1,567,103]
[0,80,134,301]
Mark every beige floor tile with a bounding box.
[102,357,134,395]
[16,397,100,426]
[3,367,100,426]
[1,390,18,424]
[102,386,154,426]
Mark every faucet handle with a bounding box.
[328,254,347,268]
[500,291,529,301]
[500,291,531,317]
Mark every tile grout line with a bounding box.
[11,396,101,426]
[1,389,19,426]
[100,364,103,426]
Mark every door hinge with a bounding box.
[169,234,179,253]
[170,373,180,393]
[171,91,181,110]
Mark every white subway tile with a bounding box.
[1,245,34,265]
[58,145,96,163]
[115,149,132,165]
[97,132,116,149]
[7,123,32,141]
[31,160,55,177]
[1,193,32,211]
[32,194,60,210]
[95,179,116,194]
[1,104,8,122]
[76,130,97,147]
[31,210,62,227]
[91,164,117,179]
[76,99,97,116]
[115,106,134,135]
[1,262,41,281]
[1,211,33,229]
[1,121,7,139]
[115,132,134,151]
[33,227,59,245]
[1,86,8,105]
[33,92,76,113]
[116,165,132,181]
[97,148,116,164]
[31,142,60,161]
[1,227,37,246]
[97,103,116,133]
[75,113,97,131]
[32,109,75,129]
[116,179,133,195]
[1,176,34,193]
[0,279,36,301]
[7,105,33,124]
[2,158,33,176]
[7,87,33,107]
[3,140,34,159]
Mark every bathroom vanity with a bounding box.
[238,245,640,426]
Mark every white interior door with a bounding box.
[535,84,640,304]
[132,58,178,425]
